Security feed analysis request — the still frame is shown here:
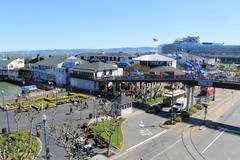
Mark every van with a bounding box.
[172,97,187,112]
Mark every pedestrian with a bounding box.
[70,106,73,114]
[85,102,88,109]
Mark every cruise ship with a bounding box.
[161,36,240,63]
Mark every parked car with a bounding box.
[146,104,162,113]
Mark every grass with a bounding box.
[0,130,41,160]
[89,118,125,148]
[145,96,166,106]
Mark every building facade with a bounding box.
[0,58,25,78]
[70,61,123,91]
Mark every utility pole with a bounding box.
[1,90,10,132]
[42,114,50,160]
[170,83,174,125]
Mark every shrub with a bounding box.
[189,107,198,114]
[175,116,182,122]
[195,104,203,110]
[181,111,191,119]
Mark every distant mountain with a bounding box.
[0,47,159,57]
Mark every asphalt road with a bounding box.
[115,89,240,160]
[0,100,95,160]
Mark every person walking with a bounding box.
[70,106,73,114]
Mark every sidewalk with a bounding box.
[170,89,240,133]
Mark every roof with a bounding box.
[150,66,184,75]
[114,94,132,105]
[32,56,81,66]
[73,61,118,71]
[0,59,13,67]
[133,53,175,62]
[32,56,68,66]
[164,89,186,97]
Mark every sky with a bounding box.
[0,0,240,51]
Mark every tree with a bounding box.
[125,64,150,73]
[25,108,41,144]
[99,101,121,156]
[58,120,85,160]
[13,107,23,131]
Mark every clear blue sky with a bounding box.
[0,0,240,51]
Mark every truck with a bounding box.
[199,87,215,97]
[172,97,187,112]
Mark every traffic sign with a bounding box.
[198,81,213,87]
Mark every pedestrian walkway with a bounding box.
[91,154,108,160]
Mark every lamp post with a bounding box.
[1,90,10,132]
[42,114,50,160]
[170,84,174,125]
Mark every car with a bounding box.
[146,104,162,113]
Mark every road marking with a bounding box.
[149,138,182,160]
[126,129,167,152]
[140,129,153,136]
[202,130,225,153]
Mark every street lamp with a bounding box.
[42,114,50,160]
[1,90,10,132]
[170,84,174,125]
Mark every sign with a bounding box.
[149,61,165,66]
[198,81,213,87]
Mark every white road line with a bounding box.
[126,129,167,152]
[149,138,182,160]
[202,130,225,153]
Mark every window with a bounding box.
[109,70,112,75]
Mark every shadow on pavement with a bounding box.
[133,102,240,136]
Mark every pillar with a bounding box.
[144,82,148,103]
[186,85,191,110]
[190,86,195,107]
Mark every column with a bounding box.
[190,86,195,107]
[186,85,191,110]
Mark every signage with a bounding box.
[198,81,213,87]
[149,61,165,66]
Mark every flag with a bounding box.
[153,38,158,42]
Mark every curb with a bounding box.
[35,137,43,159]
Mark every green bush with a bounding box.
[195,104,203,110]
[189,107,198,114]
[181,111,192,119]
[175,116,182,122]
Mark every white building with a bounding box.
[29,56,83,85]
[0,58,25,78]
[77,52,137,62]
[114,94,133,116]
[70,61,123,91]
[133,53,177,68]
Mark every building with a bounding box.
[114,94,133,116]
[133,53,177,68]
[150,66,185,78]
[0,58,24,78]
[76,52,137,63]
[29,56,83,85]
[161,36,240,64]
[69,61,123,91]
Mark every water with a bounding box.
[0,82,21,97]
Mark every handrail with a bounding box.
[95,75,240,84]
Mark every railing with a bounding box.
[95,74,240,84]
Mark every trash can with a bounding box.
[89,113,92,119]
[2,128,7,134]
